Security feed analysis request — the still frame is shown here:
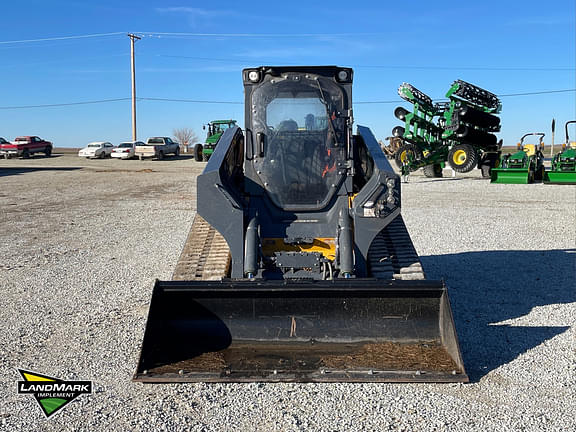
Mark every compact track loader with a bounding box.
[544,120,576,184]
[134,66,467,383]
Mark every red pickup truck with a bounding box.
[0,136,53,158]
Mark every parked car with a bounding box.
[134,137,180,160]
[111,141,142,159]
[78,142,114,159]
[0,137,9,157]
[0,136,52,159]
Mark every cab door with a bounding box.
[31,137,43,153]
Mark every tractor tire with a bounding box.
[534,164,546,182]
[394,143,422,170]
[479,152,500,178]
[423,164,443,178]
[528,168,535,184]
[533,154,546,181]
[193,144,203,162]
[448,144,478,173]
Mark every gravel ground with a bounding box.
[0,153,574,431]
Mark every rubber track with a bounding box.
[368,215,426,280]
[173,214,424,281]
[172,214,230,281]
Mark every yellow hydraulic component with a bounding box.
[261,238,336,261]
[452,149,467,165]
[348,193,358,209]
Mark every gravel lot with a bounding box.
[1,152,574,431]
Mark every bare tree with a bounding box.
[172,128,199,152]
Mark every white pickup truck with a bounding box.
[135,137,180,160]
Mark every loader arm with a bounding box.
[197,126,245,278]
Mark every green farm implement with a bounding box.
[194,120,237,161]
[393,80,502,178]
[544,120,576,184]
[491,133,546,184]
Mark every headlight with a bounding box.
[336,70,350,82]
[248,70,260,82]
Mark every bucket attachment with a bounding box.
[134,280,468,383]
[490,167,532,184]
[543,171,576,184]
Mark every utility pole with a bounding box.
[550,118,555,158]
[128,33,141,141]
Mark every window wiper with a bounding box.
[316,79,340,146]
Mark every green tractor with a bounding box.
[193,120,237,161]
[490,133,546,184]
[544,120,576,184]
[393,80,502,178]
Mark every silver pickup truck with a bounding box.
[135,137,180,160]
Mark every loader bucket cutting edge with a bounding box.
[134,280,468,383]
[543,171,576,184]
[490,168,531,184]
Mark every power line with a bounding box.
[0,32,125,45]
[498,89,576,97]
[355,100,402,105]
[1,53,127,68]
[0,98,130,110]
[1,32,573,72]
[139,97,243,104]
[158,54,252,64]
[1,89,574,110]
[0,97,243,110]
[359,89,576,104]
[158,55,576,72]
[0,31,572,73]
[138,32,382,38]
[356,65,576,72]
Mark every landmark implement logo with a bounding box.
[17,369,92,418]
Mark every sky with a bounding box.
[0,1,575,148]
